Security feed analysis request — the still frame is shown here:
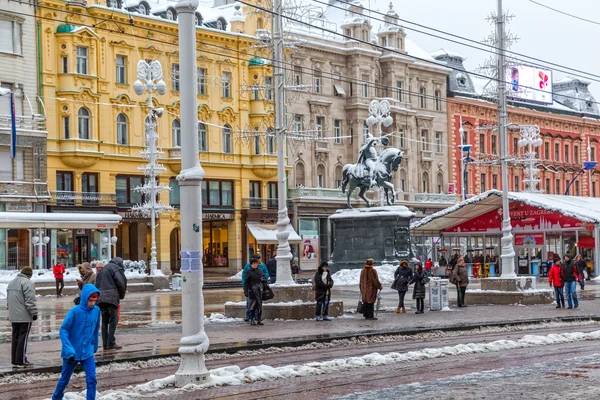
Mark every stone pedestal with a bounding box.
[467,277,553,305]
[328,206,415,273]
[223,285,344,320]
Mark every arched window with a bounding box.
[267,128,275,154]
[222,124,232,153]
[335,165,343,188]
[198,122,207,152]
[172,119,181,147]
[116,113,128,145]
[437,172,444,194]
[257,18,263,30]
[77,107,90,139]
[295,163,305,187]
[398,169,407,199]
[317,165,325,188]
[138,3,148,15]
[166,8,176,21]
[422,172,429,193]
[254,130,261,155]
[216,18,226,31]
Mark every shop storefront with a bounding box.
[411,190,600,278]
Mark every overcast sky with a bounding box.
[315,0,600,101]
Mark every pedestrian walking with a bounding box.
[410,263,429,314]
[424,258,433,277]
[267,251,277,284]
[51,284,100,400]
[548,259,565,308]
[241,255,270,322]
[391,259,412,313]
[96,257,127,350]
[243,258,266,326]
[314,262,333,321]
[73,262,96,305]
[359,258,382,320]
[53,261,66,297]
[562,255,580,309]
[575,254,587,290]
[452,257,469,307]
[291,258,300,282]
[7,266,38,368]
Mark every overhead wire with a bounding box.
[527,0,600,27]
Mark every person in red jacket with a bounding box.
[548,259,565,309]
[53,260,66,297]
[424,258,433,277]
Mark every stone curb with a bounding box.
[2,314,599,377]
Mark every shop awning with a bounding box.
[0,212,122,229]
[247,222,302,244]
[411,190,600,234]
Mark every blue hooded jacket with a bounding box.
[60,284,101,360]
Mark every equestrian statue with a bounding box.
[341,133,403,208]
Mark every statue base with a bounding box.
[328,206,415,273]
[465,277,553,305]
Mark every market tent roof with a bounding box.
[0,212,122,229]
[411,190,600,234]
[247,222,302,244]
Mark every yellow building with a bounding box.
[39,0,278,273]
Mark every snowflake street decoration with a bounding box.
[132,60,173,274]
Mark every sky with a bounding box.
[301,0,600,101]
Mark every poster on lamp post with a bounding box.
[300,235,319,270]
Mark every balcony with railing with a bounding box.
[49,191,116,207]
[0,114,46,133]
[242,197,280,210]
[0,181,50,200]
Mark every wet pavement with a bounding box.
[0,279,599,374]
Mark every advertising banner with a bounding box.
[300,235,319,270]
[514,233,545,246]
[506,64,553,104]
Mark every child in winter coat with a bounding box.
[52,284,101,400]
[548,259,565,308]
[410,263,428,314]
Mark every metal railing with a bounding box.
[50,191,116,207]
[242,197,279,210]
[288,187,348,199]
[0,181,49,198]
[414,193,459,203]
[0,114,46,131]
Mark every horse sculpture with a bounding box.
[341,147,403,209]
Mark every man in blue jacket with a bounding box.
[52,284,101,400]
[241,254,269,321]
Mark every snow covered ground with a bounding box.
[228,270,243,280]
[58,325,600,399]
[331,263,397,286]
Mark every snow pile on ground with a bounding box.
[61,327,600,398]
[0,283,7,300]
[204,313,243,323]
[229,270,244,280]
[331,263,397,286]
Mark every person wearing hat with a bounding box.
[52,283,101,400]
[241,254,270,322]
[290,258,301,282]
[359,258,382,320]
[7,266,38,368]
[313,262,334,321]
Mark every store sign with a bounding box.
[301,235,319,270]
[6,203,33,212]
[119,211,149,220]
[444,201,583,233]
[515,233,545,246]
[203,213,233,221]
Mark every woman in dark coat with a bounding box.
[392,260,413,313]
[452,257,469,307]
[410,263,428,314]
[575,254,587,290]
[243,259,266,326]
[313,262,334,321]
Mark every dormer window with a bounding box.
[138,3,148,15]
[216,17,226,31]
[380,36,388,47]
[166,8,177,21]
[106,0,118,8]
[456,73,467,87]
[344,28,351,39]
[195,13,203,26]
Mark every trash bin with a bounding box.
[172,273,183,291]
[429,278,449,311]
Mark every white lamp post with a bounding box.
[32,230,50,269]
[102,234,118,261]
[517,125,542,193]
[174,0,210,386]
[133,60,172,276]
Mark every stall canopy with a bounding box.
[0,212,122,229]
[247,222,302,244]
[411,190,600,235]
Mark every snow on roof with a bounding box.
[411,190,600,233]
[555,76,592,86]
[430,49,465,60]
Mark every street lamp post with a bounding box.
[517,125,543,193]
[565,161,597,195]
[174,0,210,386]
[365,100,393,205]
[31,230,49,269]
[101,234,118,261]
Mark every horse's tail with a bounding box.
[341,164,350,193]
